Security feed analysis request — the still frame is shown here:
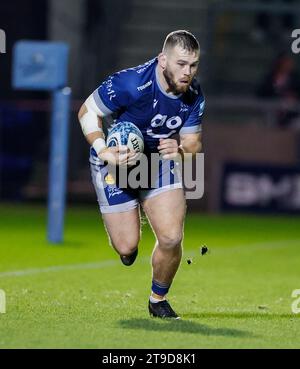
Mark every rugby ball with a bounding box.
[106,121,144,153]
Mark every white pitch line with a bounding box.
[0,239,299,279]
[0,260,119,278]
[0,256,151,279]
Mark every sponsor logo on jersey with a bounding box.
[146,114,183,138]
[180,103,189,113]
[137,80,152,91]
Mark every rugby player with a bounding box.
[78,30,205,319]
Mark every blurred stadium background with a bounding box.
[1,0,300,214]
[1,0,300,349]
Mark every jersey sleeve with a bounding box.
[92,71,135,116]
[179,95,205,134]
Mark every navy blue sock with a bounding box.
[151,279,170,296]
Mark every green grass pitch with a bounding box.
[0,204,299,348]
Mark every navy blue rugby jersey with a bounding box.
[92,57,205,154]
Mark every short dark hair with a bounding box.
[163,30,200,53]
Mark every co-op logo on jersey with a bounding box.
[147,114,182,138]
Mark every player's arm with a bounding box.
[158,132,202,160]
[174,93,204,159]
[78,97,105,151]
[179,132,202,157]
[78,95,132,165]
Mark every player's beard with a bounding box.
[163,67,190,94]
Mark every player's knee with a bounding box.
[158,232,182,250]
[113,241,138,256]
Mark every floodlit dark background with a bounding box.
[1,0,300,214]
